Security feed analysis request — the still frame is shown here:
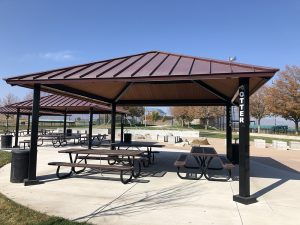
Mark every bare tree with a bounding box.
[1,93,19,106]
[23,91,33,101]
[265,65,300,134]
[0,93,19,133]
[250,87,269,133]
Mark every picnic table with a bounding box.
[80,134,109,146]
[174,146,234,181]
[48,148,146,184]
[109,141,164,165]
[39,133,81,147]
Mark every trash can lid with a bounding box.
[12,149,30,154]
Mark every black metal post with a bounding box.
[63,110,67,136]
[226,103,232,161]
[111,103,116,149]
[13,108,20,148]
[120,114,124,143]
[88,107,93,149]
[27,115,30,135]
[24,84,40,186]
[233,78,257,204]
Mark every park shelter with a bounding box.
[5,50,279,204]
[0,106,64,147]
[8,94,127,149]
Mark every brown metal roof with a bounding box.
[9,94,127,114]
[4,51,279,106]
[0,106,63,116]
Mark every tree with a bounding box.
[192,106,224,130]
[1,93,19,106]
[122,106,145,124]
[250,87,269,133]
[0,93,19,133]
[265,65,300,134]
[170,107,194,127]
[23,91,33,101]
[150,111,160,123]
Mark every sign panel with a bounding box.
[239,86,245,124]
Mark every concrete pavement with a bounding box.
[0,138,300,225]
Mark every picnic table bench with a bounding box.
[174,146,234,181]
[108,141,164,165]
[48,148,146,184]
[48,162,133,184]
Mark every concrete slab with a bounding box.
[1,138,300,225]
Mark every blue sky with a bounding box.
[0,0,299,123]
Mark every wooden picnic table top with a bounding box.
[109,141,165,148]
[58,148,145,156]
[190,146,218,157]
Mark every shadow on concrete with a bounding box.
[73,181,200,222]
[40,149,300,200]
[249,156,300,198]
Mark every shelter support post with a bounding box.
[120,114,124,143]
[63,110,67,136]
[226,103,232,160]
[13,108,20,148]
[24,84,41,186]
[88,108,93,149]
[233,78,257,204]
[27,115,30,135]
[111,103,116,149]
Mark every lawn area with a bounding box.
[0,151,91,225]
[0,151,12,168]
[199,131,299,144]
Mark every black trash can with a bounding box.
[1,135,13,148]
[66,129,72,136]
[10,149,29,183]
[232,143,239,165]
[124,133,132,143]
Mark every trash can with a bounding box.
[1,134,13,148]
[124,133,132,143]
[232,143,239,164]
[10,149,29,183]
[66,129,72,136]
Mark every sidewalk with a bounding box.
[0,142,300,225]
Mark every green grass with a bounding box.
[199,131,300,144]
[0,151,12,168]
[0,151,91,225]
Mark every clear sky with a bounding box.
[0,0,299,114]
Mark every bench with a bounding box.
[174,154,234,181]
[48,162,134,184]
[76,154,145,177]
[204,156,234,181]
[174,154,202,180]
[174,154,188,168]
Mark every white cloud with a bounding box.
[39,50,75,61]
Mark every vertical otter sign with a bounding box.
[239,86,245,124]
